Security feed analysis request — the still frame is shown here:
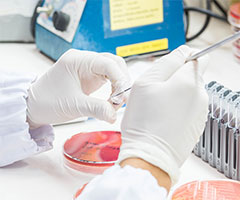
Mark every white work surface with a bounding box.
[0,15,240,200]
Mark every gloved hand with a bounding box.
[118,45,209,185]
[27,49,130,128]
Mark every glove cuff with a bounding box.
[117,142,180,186]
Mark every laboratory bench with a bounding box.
[0,15,239,200]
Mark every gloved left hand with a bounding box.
[27,49,130,128]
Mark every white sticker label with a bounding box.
[37,0,87,43]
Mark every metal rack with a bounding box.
[194,81,240,180]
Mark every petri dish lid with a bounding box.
[74,180,240,199]
[230,3,240,20]
[171,180,240,200]
[63,131,121,174]
[74,184,88,200]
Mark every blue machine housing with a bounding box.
[35,0,186,61]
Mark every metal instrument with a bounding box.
[186,31,240,62]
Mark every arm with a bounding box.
[0,70,54,167]
[118,45,209,186]
[0,50,130,167]
[76,45,209,199]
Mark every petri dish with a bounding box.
[228,2,240,63]
[73,184,88,200]
[171,180,240,200]
[74,180,240,200]
[63,131,121,174]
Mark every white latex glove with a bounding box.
[118,45,209,185]
[27,49,131,128]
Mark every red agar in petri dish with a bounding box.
[73,184,88,199]
[171,180,240,200]
[63,131,121,174]
[229,3,240,63]
[74,180,240,199]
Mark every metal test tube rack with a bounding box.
[194,82,240,181]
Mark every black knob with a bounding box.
[52,11,70,31]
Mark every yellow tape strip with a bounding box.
[116,38,168,57]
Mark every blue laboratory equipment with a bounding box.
[35,0,185,60]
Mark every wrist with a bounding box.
[118,141,180,186]
[120,157,171,192]
[26,116,41,129]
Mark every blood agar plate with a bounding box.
[74,184,88,200]
[228,3,240,63]
[63,131,121,174]
[171,180,240,200]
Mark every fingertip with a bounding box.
[155,45,194,67]
[108,117,117,124]
[101,53,126,66]
[92,55,124,82]
[97,100,117,123]
[81,96,117,123]
[175,45,193,58]
[146,45,195,82]
[104,103,117,123]
[100,53,130,80]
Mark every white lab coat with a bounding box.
[0,69,54,166]
[77,165,168,200]
[0,70,167,199]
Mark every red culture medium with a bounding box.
[63,131,121,174]
[171,180,240,200]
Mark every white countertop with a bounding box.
[0,14,239,200]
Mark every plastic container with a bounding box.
[73,184,88,200]
[171,180,240,200]
[73,180,240,200]
[63,131,121,175]
[228,2,240,63]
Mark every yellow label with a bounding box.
[109,0,163,31]
[116,38,168,57]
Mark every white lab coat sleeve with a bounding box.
[0,70,54,167]
[77,165,168,200]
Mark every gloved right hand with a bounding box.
[118,45,209,185]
